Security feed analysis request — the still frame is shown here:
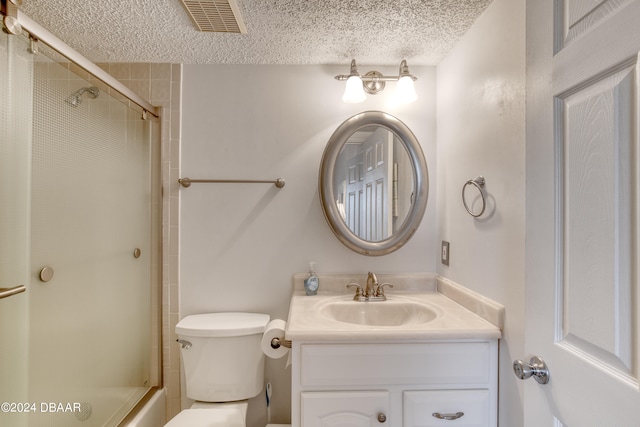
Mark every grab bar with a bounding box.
[0,285,26,300]
[178,177,285,189]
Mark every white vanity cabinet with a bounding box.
[291,340,498,427]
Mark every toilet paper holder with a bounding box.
[270,337,291,349]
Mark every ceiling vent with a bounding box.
[178,0,247,33]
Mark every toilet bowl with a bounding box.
[165,403,245,427]
[165,401,289,427]
[165,312,290,427]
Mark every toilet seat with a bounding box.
[164,408,244,427]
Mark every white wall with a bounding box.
[180,64,437,425]
[436,0,526,425]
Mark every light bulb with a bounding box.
[342,75,366,103]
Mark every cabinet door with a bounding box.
[403,390,490,427]
[301,391,389,427]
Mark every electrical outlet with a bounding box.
[441,241,450,266]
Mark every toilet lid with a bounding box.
[164,408,245,427]
[176,312,270,337]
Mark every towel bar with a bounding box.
[178,177,285,188]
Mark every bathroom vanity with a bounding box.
[285,274,502,427]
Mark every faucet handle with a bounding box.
[347,283,363,299]
[375,283,394,297]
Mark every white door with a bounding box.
[362,128,393,241]
[345,152,363,236]
[525,0,640,425]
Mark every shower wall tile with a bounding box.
[130,63,151,80]
[170,167,181,195]
[151,80,171,102]
[151,63,172,81]
[170,225,179,256]
[170,192,179,228]
[171,81,180,110]
[171,112,180,141]
[127,80,151,100]
[170,255,180,291]
[172,64,181,82]
[110,63,131,80]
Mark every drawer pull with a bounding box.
[432,411,464,420]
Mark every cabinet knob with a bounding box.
[377,413,387,423]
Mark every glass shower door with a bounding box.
[27,45,157,427]
[0,29,160,427]
[0,32,33,427]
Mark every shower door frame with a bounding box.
[16,11,158,118]
[1,5,164,426]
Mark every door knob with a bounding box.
[513,356,550,384]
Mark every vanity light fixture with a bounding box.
[335,59,418,104]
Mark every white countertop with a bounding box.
[285,273,503,342]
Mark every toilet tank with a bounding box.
[176,312,270,402]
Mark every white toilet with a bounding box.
[165,312,290,427]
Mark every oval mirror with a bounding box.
[319,111,428,256]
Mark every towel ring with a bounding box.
[462,176,486,217]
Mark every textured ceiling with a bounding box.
[20,0,493,66]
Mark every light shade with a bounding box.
[342,75,366,103]
[395,75,418,103]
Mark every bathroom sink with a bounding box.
[319,300,438,326]
[286,273,503,341]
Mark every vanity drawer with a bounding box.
[300,342,491,387]
[301,390,389,426]
[403,389,490,426]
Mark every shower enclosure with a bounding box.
[0,20,161,427]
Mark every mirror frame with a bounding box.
[319,111,429,256]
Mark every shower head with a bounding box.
[65,93,81,107]
[65,86,100,107]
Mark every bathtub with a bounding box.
[121,388,166,427]
[24,386,159,426]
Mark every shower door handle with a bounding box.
[0,285,26,300]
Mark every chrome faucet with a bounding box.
[346,272,394,301]
[365,272,378,298]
